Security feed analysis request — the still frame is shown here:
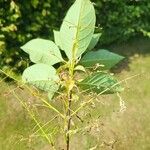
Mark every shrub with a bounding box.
[17,0,124,149]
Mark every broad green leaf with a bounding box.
[78,72,123,94]
[21,38,63,65]
[53,30,63,50]
[48,91,57,101]
[87,33,101,51]
[22,64,60,99]
[80,49,124,69]
[60,0,96,60]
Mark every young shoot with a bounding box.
[20,0,124,149]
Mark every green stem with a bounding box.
[65,60,75,150]
[69,60,75,77]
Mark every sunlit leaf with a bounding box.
[53,30,63,50]
[21,38,63,65]
[22,64,60,99]
[74,65,86,72]
[60,0,96,60]
[87,33,101,50]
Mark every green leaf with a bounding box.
[87,33,101,51]
[53,30,63,50]
[21,38,63,65]
[80,49,124,69]
[78,72,123,94]
[60,0,96,60]
[74,65,86,72]
[22,64,60,99]
[48,91,57,101]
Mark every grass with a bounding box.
[0,37,150,150]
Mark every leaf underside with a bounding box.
[60,0,96,60]
[21,38,63,65]
[78,72,123,94]
[22,64,60,99]
[87,33,101,51]
[53,30,63,50]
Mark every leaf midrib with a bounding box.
[72,0,86,60]
[81,58,120,63]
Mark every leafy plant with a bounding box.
[20,0,124,149]
[1,0,149,72]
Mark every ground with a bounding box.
[0,37,150,150]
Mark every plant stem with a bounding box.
[66,60,74,150]
[64,51,76,150]
[66,92,72,150]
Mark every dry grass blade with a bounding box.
[0,69,65,119]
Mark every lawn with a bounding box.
[0,37,150,150]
